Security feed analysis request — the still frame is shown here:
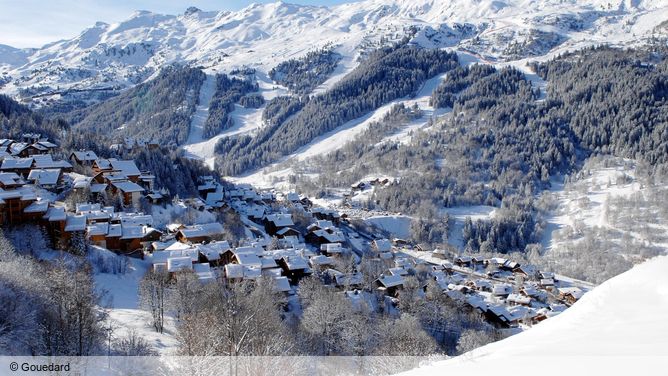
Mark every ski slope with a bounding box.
[401,255,668,376]
[185,73,216,145]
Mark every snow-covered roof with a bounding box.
[121,225,157,240]
[87,222,109,237]
[320,242,343,253]
[376,273,404,288]
[43,206,66,222]
[65,214,87,232]
[1,157,33,170]
[24,200,49,213]
[388,267,409,276]
[27,169,61,186]
[178,222,224,239]
[282,255,308,271]
[265,213,294,227]
[373,239,392,252]
[112,181,145,193]
[309,255,334,267]
[107,224,122,237]
[71,151,98,161]
[167,257,193,273]
[194,263,215,281]
[118,213,153,226]
[0,172,24,186]
[558,287,584,299]
[235,252,262,268]
[90,183,107,193]
[165,241,193,252]
[311,229,345,243]
[110,160,141,176]
[32,155,71,169]
[507,293,532,305]
[273,276,291,292]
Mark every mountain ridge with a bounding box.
[1,0,666,104]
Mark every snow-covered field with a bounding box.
[540,157,668,266]
[92,248,179,355]
[401,255,668,376]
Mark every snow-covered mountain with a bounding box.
[401,255,668,376]
[1,0,667,102]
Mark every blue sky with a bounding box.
[0,0,356,48]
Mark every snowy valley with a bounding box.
[0,0,667,374]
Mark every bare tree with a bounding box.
[139,269,170,334]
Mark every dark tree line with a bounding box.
[203,74,259,138]
[293,45,668,254]
[269,47,342,94]
[57,65,205,146]
[215,43,459,175]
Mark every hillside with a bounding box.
[401,255,668,376]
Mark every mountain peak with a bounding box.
[184,6,202,16]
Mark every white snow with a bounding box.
[366,215,412,239]
[92,248,179,355]
[443,205,498,248]
[4,0,667,109]
[400,255,668,376]
[185,73,216,145]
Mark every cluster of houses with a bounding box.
[0,136,170,252]
[0,133,586,330]
[188,178,588,328]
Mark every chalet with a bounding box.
[42,206,67,248]
[137,171,155,191]
[311,207,341,223]
[1,157,34,176]
[309,255,335,270]
[507,293,532,306]
[0,186,39,224]
[320,242,347,257]
[32,155,72,171]
[470,279,493,292]
[167,257,194,275]
[540,278,555,288]
[372,239,392,253]
[225,264,261,281]
[432,249,449,260]
[27,169,62,189]
[515,264,539,279]
[194,263,215,283]
[492,283,513,297]
[484,304,517,328]
[92,159,113,174]
[109,181,144,206]
[305,228,345,245]
[166,223,185,234]
[220,249,263,269]
[0,172,24,189]
[273,276,292,293]
[11,143,45,157]
[277,255,311,284]
[175,222,224,244]
[334,272,363,288]
[263,213,294,235]
[70,151,98,165]
[0,139,14,151]
[558,287,584,305]
[146,191,166,205]
[275,227,300,239]
[196,241,231,266]
[455,255,473,267]
[374,273,404,297]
